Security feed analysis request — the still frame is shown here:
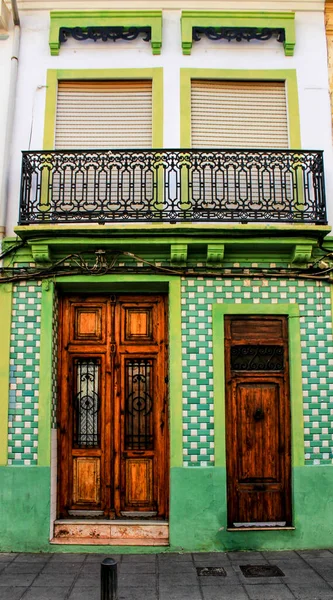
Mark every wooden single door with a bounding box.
[225,316,291,527]
[58,294,168,519]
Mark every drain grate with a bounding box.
[240,565,285,578]
[196,567,227,577]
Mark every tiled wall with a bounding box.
[6,277,333,468]
[181,277,333,467]
[8,281,42,465]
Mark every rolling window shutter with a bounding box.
[55,80,152,149]
[191,80,289,148]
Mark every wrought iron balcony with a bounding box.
[19,149,327,225]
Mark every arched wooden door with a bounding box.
[57,294,168,520]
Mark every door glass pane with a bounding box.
[125,359,153,450]
[73,358,100,447]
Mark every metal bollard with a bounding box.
[101,557,118,600]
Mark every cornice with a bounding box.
[13,1,326,13]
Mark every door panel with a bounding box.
[72,457,101,505]
[236,381,280,482]
[58,294,168,520]
[225,315,291,527]
[125,458,154,507]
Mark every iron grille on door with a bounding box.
[73,358,100,447]
[125,359,154,450]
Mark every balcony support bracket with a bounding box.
[207,244,225,267]
[171,244,188,266]
[31,243,51,265]
[290,243,314,266]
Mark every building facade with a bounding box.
[0,0,333,552]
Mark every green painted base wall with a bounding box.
[1,466,333,553]
[0,467,51,552]
[170,466,333,551]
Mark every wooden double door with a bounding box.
[225,316,292,527]
[58,294,168,520]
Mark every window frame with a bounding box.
[180,68,301,149]
[43,68,163,150]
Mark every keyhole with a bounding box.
[253,408,264,421]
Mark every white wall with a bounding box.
[0,30,14,237]
[6,7,333,232]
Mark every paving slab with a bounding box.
[193,552,230,562]
[41,563,83,574]
[0,588,25,600]
[118,587,157,600]
[287,582,333,600]
[0,572,37,587]
[310,568,333,582]
[119,561,156,573]
[119,572,158,587]
[68,586,100,600]
[228,552,267,562]
[158,563,195,573]
[4,563,47,574]
[0,554,17,562]
[22,588,71,600]
[49,553,86,562]
[74,573,99,586]
[122,554,156,562]
[298,550,333,559]
[245,583,295,599]
[15,554,52,562]
[202,585,250,600]
[199,566,241,585]
[31,572,78,587]
[159,572,198,589]
[262,551,300,560]
[159,587,202,600]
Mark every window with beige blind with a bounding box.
[55,80,152,149]
[51,80,153,214]
[191,80,289,149]
[190,79,290,212]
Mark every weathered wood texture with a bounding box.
[225,315,291,527]
[58,294,168,520]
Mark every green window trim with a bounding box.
[49,10,162,55]
[212,303,305,469]
[38,275,182,468]
[181,10,295,56]
[180,68,301,149]
[43,68,163,150]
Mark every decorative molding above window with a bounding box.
[181,11,296,56]
[59,26,151,45]
[49,10,162,55]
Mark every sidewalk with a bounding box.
[1,549,333,600]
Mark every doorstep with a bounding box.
[51,520,169,546]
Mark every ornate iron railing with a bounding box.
[19,149,327,225]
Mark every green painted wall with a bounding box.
[1,465,333,552]
[170,466,333,551]
[0,467,51,552]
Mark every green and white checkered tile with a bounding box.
[181,277,333,467]
[8,282,42,465]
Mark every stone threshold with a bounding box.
[51,519,169,546]
[227,526,296,532]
